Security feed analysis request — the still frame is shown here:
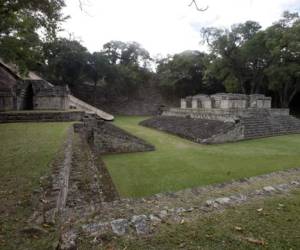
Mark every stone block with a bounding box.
[180,99,187,109]
[191,99,198,109]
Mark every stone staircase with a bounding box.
[241,114,300,139]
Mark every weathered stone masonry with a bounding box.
[161,93,300,143]
[0,61,70,111]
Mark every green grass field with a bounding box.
[103,116,300,198]
[0,122,72,250]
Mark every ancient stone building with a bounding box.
[0,61,18,111]
[0,60,114,122]
[0,60,69,111]
[161,93,300,143]
[180,93,271,110]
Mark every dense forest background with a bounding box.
[1,1,299,114]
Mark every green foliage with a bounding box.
[202,11,300,107]
[156,51,223,97]
[263,12,300,107]
[103,40,151,67]
[0,0,66,73]
[201,21,266,94]
[1,4,299,107]
[224,74,240,93]
[41,39,153,100]
[42,38,89,86]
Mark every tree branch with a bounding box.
[188,0,209,11]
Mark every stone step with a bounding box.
[241,114,300,139]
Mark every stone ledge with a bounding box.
[0,110,85,123]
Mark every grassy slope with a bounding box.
[96,190,300,250]
[103,116,300,198]
[0,122,72,250]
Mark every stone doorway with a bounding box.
[23,84,34,110]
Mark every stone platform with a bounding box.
[162,107,289,122]
[160,93,300,143]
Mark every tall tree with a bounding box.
[264,12,300,107]
[42,38,89,86]
[102,40,151,68]
[201,21,264,94]
[156,51,219,97]
[0,0,66,73]
[84,52,112,104]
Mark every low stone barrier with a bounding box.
[0,110,85,123]
[162,108,290,122]
[78,116,155,154]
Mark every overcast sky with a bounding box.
[61,0,300,56]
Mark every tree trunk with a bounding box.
[93,80,97,105]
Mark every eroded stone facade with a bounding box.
[0,62,69,111]
[162,93,300,143]
[180,93,271,110]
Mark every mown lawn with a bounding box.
[103,116,300,198]
[0,122,72,250]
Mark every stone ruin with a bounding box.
[180,93,271,110]
[0,60,114,121]
[0,61,70,111]
[160,93,300,143]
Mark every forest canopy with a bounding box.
[0,2,299,109]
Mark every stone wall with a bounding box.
[163,108,290,122]
[34,96,69,110]
[0,110,84,123]
[0,93,14,111]
[181,93,272,110]
[160,107,300,143]
[140,116,237,144]
[79,117,155,154]
[0,65,18,111]
[201,124,245,144]
[147,112,300,144]
[32,81,70,110]
[0,63,73,111]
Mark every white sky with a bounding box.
[61,0,300,57]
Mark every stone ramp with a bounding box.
[241,114,300,139]
[69,94,114,121]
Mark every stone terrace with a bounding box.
[160,93,300,143]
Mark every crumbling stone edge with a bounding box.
[78,180,300,239]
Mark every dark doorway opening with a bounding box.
[23,84,34,110]
[290,92,300,117]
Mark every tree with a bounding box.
[102,41,151,68]
[188,0,208,11]
[42,38,89,86]
[264,12,300,107]
[84,52,112,104]
[201,12,300,108]
[100,41,152,99]
[201,21,265,94]
[0,0,66,73]
[156,51,218,97]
